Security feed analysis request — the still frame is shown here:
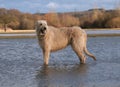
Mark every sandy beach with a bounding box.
[0,29,120,39]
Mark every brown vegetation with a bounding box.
[0,8,120,31]
[60,14,80,27]
[43,12,61,27]
[105,17,120,28]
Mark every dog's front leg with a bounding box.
[43,49,50,65]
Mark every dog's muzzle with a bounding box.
[40,27,46,34]
[37,26,47,36]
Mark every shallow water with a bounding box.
[0,37,120,87]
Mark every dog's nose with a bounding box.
[43,27,46,30]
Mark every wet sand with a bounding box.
[0,37,120,87]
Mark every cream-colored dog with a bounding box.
[36,20,96,65]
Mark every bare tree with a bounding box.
[0,14,15,32]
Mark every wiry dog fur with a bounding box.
[36,20,96,65]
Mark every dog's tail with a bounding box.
[84,46,96,61]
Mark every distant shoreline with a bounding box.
[0,30,35,34]
[0,29,120,39]
[0,28,120,33]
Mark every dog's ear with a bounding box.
[35,21,41,30]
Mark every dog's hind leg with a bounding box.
[71,41,86,64]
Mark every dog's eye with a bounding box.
[40,23,42,26]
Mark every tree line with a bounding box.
[0,8,120,31]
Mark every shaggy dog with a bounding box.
[36,20,96,65]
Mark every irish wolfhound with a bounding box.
[36,20,96,65]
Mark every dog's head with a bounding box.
[35,20,48,36]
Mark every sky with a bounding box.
[0,0,120,13]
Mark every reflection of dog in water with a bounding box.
[36,64,89,87]
[35,20,96,65]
